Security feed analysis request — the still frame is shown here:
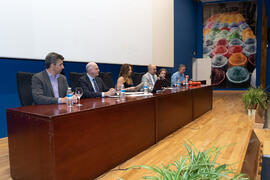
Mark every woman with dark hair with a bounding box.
[158,68,170,87]
[116,64,136,91]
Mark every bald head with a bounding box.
[86,62,99,77]
[148,64,157,75]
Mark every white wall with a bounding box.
[152,0,174,67]
[0,0,174,67]
[192,58,211,85]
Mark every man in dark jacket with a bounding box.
[32,52,75,104]
[79,62,115,98]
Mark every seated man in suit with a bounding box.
[141,64,158,91]
[32,52,75,104]
[79,62,115,98]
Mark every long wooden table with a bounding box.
[6,85,212,180]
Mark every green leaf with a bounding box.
[124,142,249,180]
[142,176,161,180]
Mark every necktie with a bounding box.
[93,78,99,92]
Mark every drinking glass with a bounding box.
[75,87,83,106]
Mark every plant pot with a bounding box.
[229,38,243,47]
[228,45,243,57]
[244,38,256,46]
[220,27,230,32]
[239,23,250,31]
[228,52,247,68]
[208,31,218,41]
[212,45,229,58]
[226,66,250,88]
[203,46,212,58]
[206,22,214,29]
[211,55,228,70]
[229,22,238,29]
[204,39,214,48]
[211,27,220,33]
[242,28,256,41]
[243,44,256,58]
[228,31,241,41]
[203,28,211,37]
[230,27,240,34]
[215,31,229,41]
[247,54,256,72]
[248,108,256,116]
[219,22,229,29]
[215,38,229,47]
[211,68,226,87]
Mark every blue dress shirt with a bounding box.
[46,70,61,104]
[171,72,185,86]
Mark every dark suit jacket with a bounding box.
[162,78,171,87]
[32,70,68,104]
[79,74,109,98]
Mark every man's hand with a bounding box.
[60,97,67,104]
[60,96,77,104]
[104,88,116,97]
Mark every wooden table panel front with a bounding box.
[52,99,156,179]
[6,86,212,180]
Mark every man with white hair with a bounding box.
[141,64,158,90]
[79,62,115,98]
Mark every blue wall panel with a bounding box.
[196,2,203,58]
[256,0,262,87]
[264,0,270,92]
[174,0,197,76]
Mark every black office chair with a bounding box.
[98,72,114,89]
[132,72,145,86]
[16,72,34,106]
[69,72,85,91]
[165,71,172,86]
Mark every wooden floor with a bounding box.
[0,138,11,180]
[0,91,270,180]
[98,91,270,180]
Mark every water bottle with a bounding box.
[189,79,193,86]
[66,87,73,107]
[185,75,189,87]
[120,84,126,100]
[144,82,148,94]
[176,79,180,87]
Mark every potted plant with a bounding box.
[242,87,268,116]
[122,143,248,180]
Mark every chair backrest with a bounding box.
[132,72,145,86]
[98,72,114,89]
[166,71,172,86]
[16,72,34,106]
[69,72,85,91]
